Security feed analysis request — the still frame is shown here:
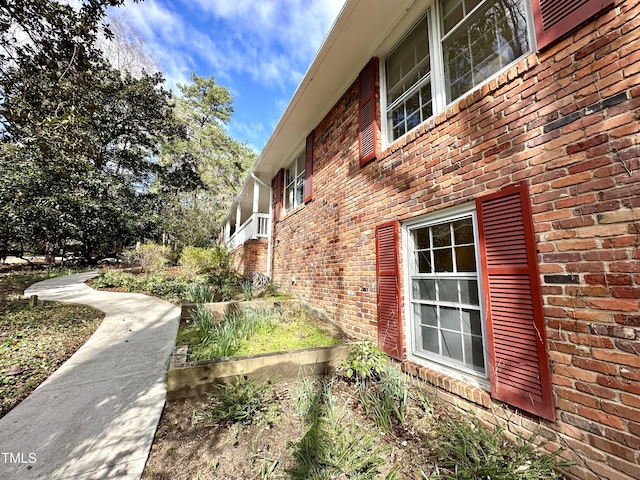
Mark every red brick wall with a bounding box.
[234,239,268,279]
[271,1,640,479]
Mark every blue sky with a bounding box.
[112,0,346,152]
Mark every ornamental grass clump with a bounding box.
[288,378,396,480]
[426,416,570,480]
[188,308,279,360]
[191,376,280,427]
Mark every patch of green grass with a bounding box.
[0,301,103,418]
[233,310,341,357]
[178,308,342,361]
[186,308,280,361]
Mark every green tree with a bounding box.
[159,73,256,248]
[0,0,188,263]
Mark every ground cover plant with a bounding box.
[177,307,343,362]
[0,267,103,418]
[90,269,211,301]
[90,244,294,304]
[143,343,569,480]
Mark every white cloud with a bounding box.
[111,0,346,149]
[115,0,346,90]
[188,0,346,88]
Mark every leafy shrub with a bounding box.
[91,270,208,299]
[340,340,387,384]
[427,416,570,479]
[179,246,218,274]
[178,244,243,300]
[136,242,170,272]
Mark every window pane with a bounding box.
[296,180,304,206]
[441,330,463,362]
[421,326,439,353]
[464,333,485,372]
[459,280,479,305]
[407,110,421,131]
[415,303,437,326]
[438,279,458,303]
[393,124,406,139]
[416,251,432,273]
[434,249,453,272]
[285,167,294,186]
[442,0,529,103]
[440,306,461,331]
[432,223,451,247]
[471,334,485,371]
[414,227,430,249]
[285,186,294,211]
[461,308,482,335]
[413,279,437,301]
[420,82,433,119]
[453,218,474,244]
[456,245,476,272]
[442,1,463,34]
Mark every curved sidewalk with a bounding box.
[0,272,180,479]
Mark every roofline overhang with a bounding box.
[225,0,427,224]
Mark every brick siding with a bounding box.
[233,238,268,279]
[270,1,640,478]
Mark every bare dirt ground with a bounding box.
[142,376,448,480]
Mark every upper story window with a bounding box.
[284,152,305,213]
[386,17,433,141]
[385,0,531,142]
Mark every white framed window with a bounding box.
[385,0,532,142]
[284,152,305,213]
[386,15,433,141]
[406,206,487,377]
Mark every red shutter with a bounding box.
[476,185,555,421]
[531,0,615,50]
[304,131,314,203]
[359,58,378,166]
[272,169,284,222]
[376,220,402,360]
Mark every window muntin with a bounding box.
[284,153,305,213]
[384,0,530,142]
[410,215,486,375]
[442,0,530,102]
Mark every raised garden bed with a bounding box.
[166,343,351,400]
[170,303,349,399]
[146,343,570,480]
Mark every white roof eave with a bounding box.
[225,0,423,222]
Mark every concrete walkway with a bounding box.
[0,272,180,479]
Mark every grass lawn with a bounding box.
[177,308,344,362]
[0,269,104,418]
